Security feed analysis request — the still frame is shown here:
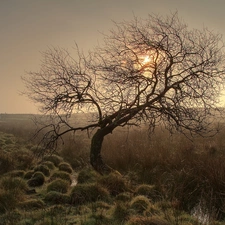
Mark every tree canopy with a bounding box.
[23,13,225,174]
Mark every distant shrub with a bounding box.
[34,164,50,176]
[47,179,70,193]
[58,162,73,174]
[130,195,151,214]
[77,168,100,184]
[18,199,45,210]
[70,183,110,205]
[50,171,72,184]
[44,191,71,205]
[97,172,128,196]
[27,172,45,187]
[41,161,55,170]
[43,155,63,166]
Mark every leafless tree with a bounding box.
[23,13,225,174]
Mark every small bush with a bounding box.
[27,172,45,187]
[44,191,71,205]
[47,179,70,193]
[43,155,63,167]
[34,164,50,176]
[70,183,110,205]
[50,171,72,184]
[58,162,73,174]
[97,172,128,196]
[18,199,45,210]
[130,195,151,214]
[77,168,100,184]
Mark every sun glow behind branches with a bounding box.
[142,55,151,65]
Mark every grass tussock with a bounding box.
[47,179,70,193]
[2,115,225,223]
[70,183,110,205]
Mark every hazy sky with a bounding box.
[1,0,225,114]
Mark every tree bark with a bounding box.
[90,128,113,175]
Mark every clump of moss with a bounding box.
[70,183,110,205]
[34,164,50,177]
[97,172,128,196]
[77,168,100,184]
[58,162,73,174]
[27,172,45,187]
[47,179,70,193]
[44,191,71,205]
[43,155,63,167]
[50,171,72,184]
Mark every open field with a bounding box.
[1,114,225,224]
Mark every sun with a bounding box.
[143,55,151,64]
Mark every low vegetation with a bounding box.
[1,114,225,224]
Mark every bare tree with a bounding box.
[23,13,225,174]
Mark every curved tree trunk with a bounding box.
[90,128,113,175]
